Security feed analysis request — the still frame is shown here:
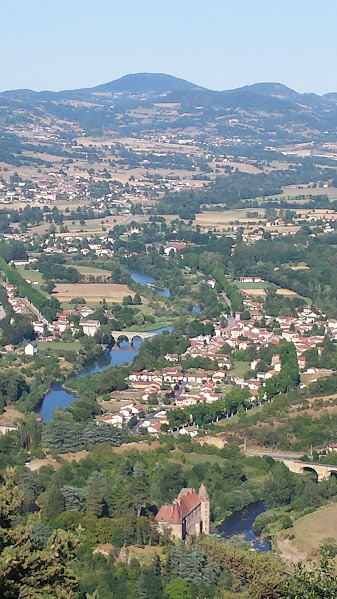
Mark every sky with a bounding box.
[2,0,337,94]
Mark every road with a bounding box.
[246,450,305,460]
[131,382,186,435]
[220,291,235,336]
[107,214,132,233]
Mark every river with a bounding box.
[39,326,172,421]
[131,270,170,297]
[216,501,271,552]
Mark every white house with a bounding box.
[24,341,38,356]
[80,319,101,337]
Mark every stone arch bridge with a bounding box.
[110,331,154,346]
[245,451,337,482]
[281,459,337,482]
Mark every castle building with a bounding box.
[155,483,210,540]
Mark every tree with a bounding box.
[137,556,163,599]
[282,552,337,598]
[164,579,192,599]
[0,468,79,598]
[263,464,295,508]
[85,471,107,517]
[133,293,142,305]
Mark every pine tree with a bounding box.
[137,555,163,599]
[85,471,107,517]
[61,486,85,512]
[0,468,79,598]
[42,483,64,521]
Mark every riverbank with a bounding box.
[215,501,271,552]
[38,326,172,420]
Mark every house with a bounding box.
[33,321,45,335]
[80,319,101,337]
[4,344,15,353]
[178,425,199,438]
[239,276,266,283]
[328,442,337,452]
[155,484,210,540]
[24,340,38,356]
[165,353,179,362]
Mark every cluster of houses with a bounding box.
[108,301,332,436]
[32,307,101,340]
[242,209,337,244]
[3,282,29,316]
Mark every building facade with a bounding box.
[155,483,210,540]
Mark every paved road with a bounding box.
[246,450,305,460]
[220,291,235,336]
[107,214,132,232]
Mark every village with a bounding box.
[91,297,334,438]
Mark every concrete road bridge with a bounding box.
[246,451,337,482]
[110,331,154,346]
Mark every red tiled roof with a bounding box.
[155,489,201,525]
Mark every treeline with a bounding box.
[36,255,80,283]
[67,365,128,399]
[132,332,190,371]
[154,163,334,216]
[42,411,131,453]
[0,257,60,321]
[263,341,300,400]
[166,388,250,430]
[212,267,243,312]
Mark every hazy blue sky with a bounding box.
[2,0,337,94]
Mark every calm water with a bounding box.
[131,270,170,297]
[39,326,172,421]
[192,304,201,313]
[216,501,271,552]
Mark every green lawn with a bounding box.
[16,266,45,285]
[235,281,275,290]
[128,320,172,332]
[38,340,81,353]
[229,360,250,378]
[183,453,228,467]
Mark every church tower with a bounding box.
[198,482,210,534]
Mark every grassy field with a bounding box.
[235,282,274,290]
[229,361,250,378]
[16,266,45,284]
[71,265,112,278]
[277,504,337,565]
[53,283,134,303]
[38,340,81,352]
[184,453,228,467]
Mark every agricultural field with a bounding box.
[71,265,112,279]
[53,282,135,304]
[194,209,266,229]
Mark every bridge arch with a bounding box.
[325,469,337,480]
[299,466,319,481]
[131,335,143,347]
[111,334,130,346]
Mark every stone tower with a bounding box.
[198,482,210,534]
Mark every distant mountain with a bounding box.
[88,72,204,94]
[2,73,337,145]
[238,82,301,101]
[324,92,337,103]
